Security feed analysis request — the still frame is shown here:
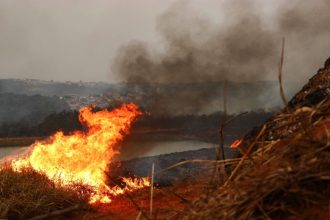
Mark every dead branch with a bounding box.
[150,163,155,218]
[154,158,242,176]
[278,37,288,107]
[224,125,267,186]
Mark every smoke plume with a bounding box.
[113,1,274,82]
[111,0,330,114]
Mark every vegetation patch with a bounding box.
[0,167,91,219]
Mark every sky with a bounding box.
[0,0,329,83]
[0,0,174,82]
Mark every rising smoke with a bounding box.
[112,0,330,83]
[111,0,330,114]
[112,1,276,83]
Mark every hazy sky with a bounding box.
[0,0,329,83]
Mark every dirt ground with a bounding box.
[74,178,209,220]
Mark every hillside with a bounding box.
[0,79,109,96]
[0,93,69,126]
[181,57,330,219]
[0,78,301,114]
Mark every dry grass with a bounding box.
[180,97,330,219]
[0,167,91,219]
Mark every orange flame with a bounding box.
[230,139,242,148]
[10,103,150,204]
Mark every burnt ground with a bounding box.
[75,178,209,220]
[74,141,239,219]
[109,146,238,187]
[75,145,238,219]
[74,146,231,220]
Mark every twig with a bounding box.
[278,37,287,107]
[159,187,191,205]
[223,112,248,127]
[170,191,191,205]
[150,163,155,219]
[154,158,242,175]
[124,190,151,220]
[211,80,228,185]
[224,125,266,186]
[256,202,272,220]
[136,211,142,220]
[220,80,228,163]
[28,204,81,220]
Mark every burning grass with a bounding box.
[0,103,152,220]
[8,103,149,204]
[0,166,91,219]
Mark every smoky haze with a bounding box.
[112,0,330,83]
[110,0,330,115]
[0,0,176,82]
[0,0,329,115]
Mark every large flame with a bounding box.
[10,103,149,204]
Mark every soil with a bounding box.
[74,178,210,220]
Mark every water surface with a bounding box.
[0,146,29,161]
[0,140,215,161]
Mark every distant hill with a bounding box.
[0,79,302,115]
[0,79,110,96]
[0,93,69,126]
[0,79,303,138]
[105,81,302,115]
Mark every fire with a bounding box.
[10,103,150,204]
[230,139,242,148]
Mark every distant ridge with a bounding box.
[0,79,110,96]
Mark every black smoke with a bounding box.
[111,0,330,114]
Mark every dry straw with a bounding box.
[0,167,90,219]
[180,96,330,220]
[178,56,330,219]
